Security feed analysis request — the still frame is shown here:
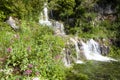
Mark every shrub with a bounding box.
[0,21,66,80]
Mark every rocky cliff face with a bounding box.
[93,0,117,21]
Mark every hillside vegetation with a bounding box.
[0,0,120,80]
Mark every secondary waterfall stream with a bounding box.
[39,3,117,67]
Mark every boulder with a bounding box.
[6,16,20,31]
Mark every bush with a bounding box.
[0,21,66,79]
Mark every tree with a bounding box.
[49,0,75,21]
[0,0,44,21]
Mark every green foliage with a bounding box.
[0,21,65,79]
[49,0,75,20]
[0,0,44,21]
[66,61,120,80]
[66,69,88,80]
[49,0,120,46]
[0,11,5,21]
[0,0,120,79]
[109,45,120,59]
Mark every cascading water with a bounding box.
[81,39,117,61]
[39,3,117,67]
[43,3,49,21]
[87,39,101,54]
[70,37,84,64]
[39,3,52,26]
[39,3,65,35]
[52,21,65,35]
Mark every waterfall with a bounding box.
[52,21,65,35]
[39,3,65,35]
[39,3,52,26]
[70,37,84,64]
[63,38,117,66]
[87,39,101,54]
[43,3,49,21]
[81,39,117,61]
[39,3,117,67]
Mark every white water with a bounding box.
[70,37,84,64]
[39,3,52,26]
[43,3,48,21]
[81,39,117,61]
[39,3,117,66]
[70,38,117,64]
[39,3,65,35]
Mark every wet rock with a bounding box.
[100,44,110,56]
[6,16,20,31]
[52,21,65,35]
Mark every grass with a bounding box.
[66,61,120,80]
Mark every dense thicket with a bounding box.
[0,0,44,21]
